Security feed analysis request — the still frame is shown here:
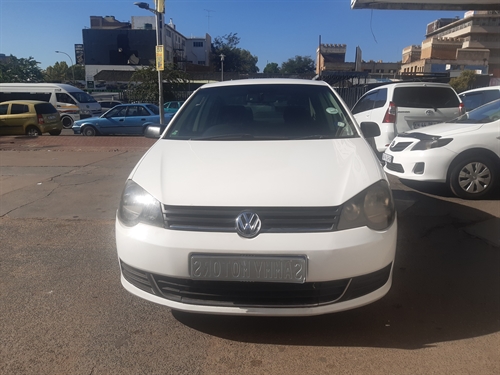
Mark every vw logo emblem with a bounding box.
[236,212,261,238]
[425,109,434,115]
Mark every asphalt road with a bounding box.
[1,133,499,375]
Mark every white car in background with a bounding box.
[352,82,464,154]
[115,79,397,316]
[459,86,500,112]
[383,99,500,199]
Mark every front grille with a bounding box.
[386,162,405,173]
[120,261,392,308]
[390,142,412,152]
[163,206,342,233]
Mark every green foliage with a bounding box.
[0,55,44,82]
[44,62,85,83]
[280,55,315,74]
[127,65,189,103]
[449,70,477,93]
[211,33,259,74]
[263,62,281,74]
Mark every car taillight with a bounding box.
[459,103,465,115]
[37,114,45,125]
[383,101,396,123]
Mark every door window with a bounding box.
[11,104,30,114]
[0,104,8,115]
[56,93,77,105]
[352,91,378,114]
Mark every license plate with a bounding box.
[413,121,439,129]
[382,153,393,163]
[190,254,307,283]
[47,115,56,121]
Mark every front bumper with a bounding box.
[115,218,397,316]
[383,147,456,182]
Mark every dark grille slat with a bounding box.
[121,261,392,308]
[163,205,341,233]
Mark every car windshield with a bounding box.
[163,83,358,140]
[447,99,500,124]
[68,91,97,104]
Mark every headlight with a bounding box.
[411,137,452,151]
[117,180,164,227]
[337,180,395,231]
[81,109,91,115]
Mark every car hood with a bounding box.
[130,139,385,207]
[404,122,483,137]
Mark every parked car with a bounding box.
[459,86,500,112]
[72,103,173,136]
[116,78,397,316]
[163,100,184,113]
[98,100,123,113]
[382,99,500,199]
[352,82,464,154]
[0,100,62,136]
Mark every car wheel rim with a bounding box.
[458,162,491,194]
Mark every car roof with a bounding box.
[113,103,153,106]
[0,100,48,105]
[459,86,500,95]
[200,78,329,89]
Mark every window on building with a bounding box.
[193,41,203,47]
[198,61,205,65]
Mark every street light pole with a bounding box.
[134,1,165,125]
[220,54,225,82]
[55,50,75,84]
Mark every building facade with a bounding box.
[400,10,500,78]
[81,15,211,88]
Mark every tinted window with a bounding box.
[394,87,459,108]
[352,91,377,114]
[56,93,77,104]
[483,90,500,102]
[374,88,387,109]
[165,84,358,140]
[146,104,159,115]
[11,104,29,114]
[0,104,9,115]
[448,99,500,124]
[460,92,484,112]
[0,92,51,102]
[34,103,57,114]
[106,106,128,117]
[67,91,97,103]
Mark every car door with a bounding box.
[0,103,10,135]
[124,105,151,134]
[352,90,378,124]
[100,105,127,134]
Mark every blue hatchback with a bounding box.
[72,103,173,136]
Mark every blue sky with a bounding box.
[0,0,463,71]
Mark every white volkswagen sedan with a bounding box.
[116,79,397,316]
[383,99,500,199]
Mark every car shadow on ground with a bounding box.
[399,179,500,200]
[173,190,500,349]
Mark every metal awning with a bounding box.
[350,0,500,11]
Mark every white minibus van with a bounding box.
[0,83,102,128]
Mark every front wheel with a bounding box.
[61,116,73,129]
[82,126,96,136]
[26,126,41,136]
[449,156,497,199]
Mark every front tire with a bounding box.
[449,156,496,199]
[82,126,96,136]
[26,126,41,136]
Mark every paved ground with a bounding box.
[1,133,499,375]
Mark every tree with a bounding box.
[280,55,315,74]
[0,55,44,82]
[127,65,189,103]
[211,33,259,74]
[44,62,86,83]
[450,70,477,93]
[263,62,280,74]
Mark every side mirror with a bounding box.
[144,125,164,139]
[360,122,381,138]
